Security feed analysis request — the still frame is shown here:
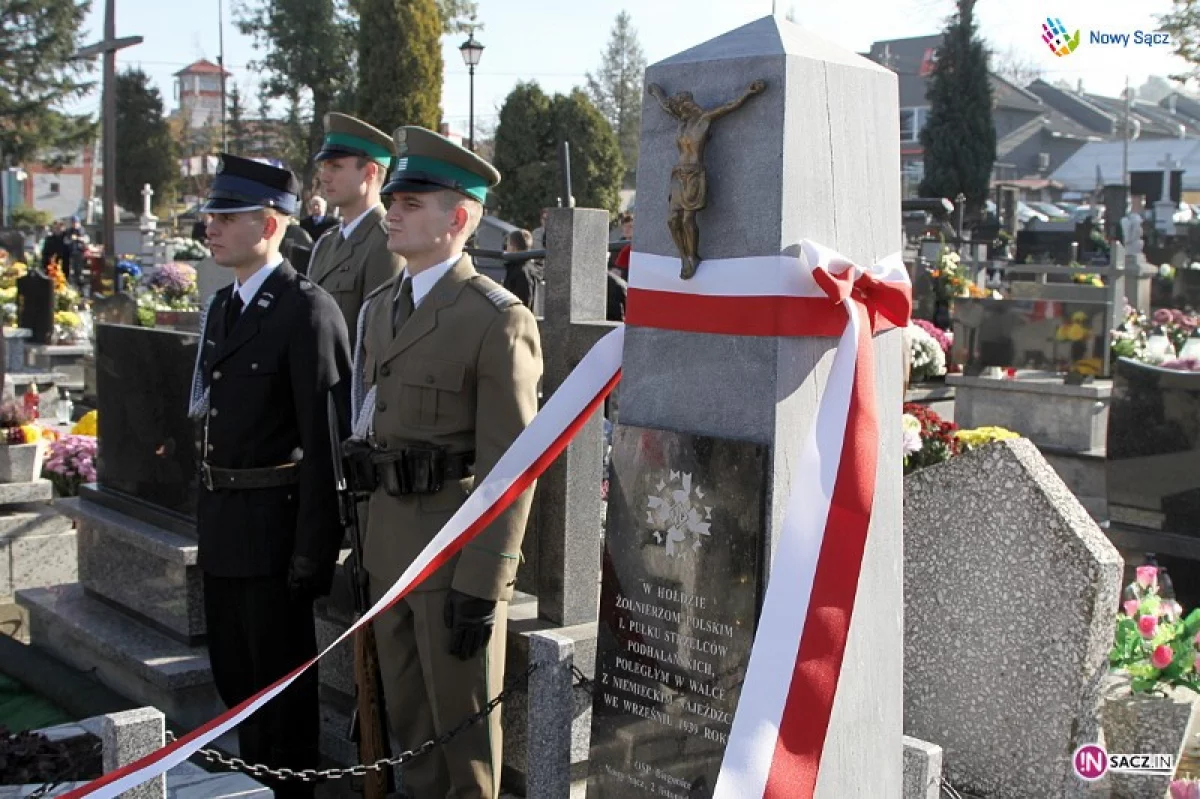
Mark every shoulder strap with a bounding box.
[467,274,521,311]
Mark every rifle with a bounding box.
[326,393,393,798]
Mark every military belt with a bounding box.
[200,461,300,491]
[364,446,475,497]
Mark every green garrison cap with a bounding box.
[381,126,501,204]
[314,113,395,168]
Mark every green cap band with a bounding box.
[392,154,490,202]
[322,132,393,167]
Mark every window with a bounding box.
[49,182,60,194]
[900,107,929,143]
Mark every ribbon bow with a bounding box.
[801,240,912,333]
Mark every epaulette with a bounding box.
[468,275,521,311]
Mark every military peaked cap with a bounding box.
[381,126,500,204]
[315,112,396,169]
[201,154,301,215]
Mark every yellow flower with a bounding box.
[18,425,40,444]
[955,426,1020,450]
[54,310,81,329]
[71,410,98,437]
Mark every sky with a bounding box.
[70,0,1197,135]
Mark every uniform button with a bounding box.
[209,408,218,418]
[212,370,222,381]
[380,365,390,377]
[251,363,259,371]
[425,375,435,384]
[207,444,214,453]
[377,400,387,412]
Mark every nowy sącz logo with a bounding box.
[1073,744,1175,781]
[1043,17,1082,57]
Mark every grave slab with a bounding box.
[949,371,1111,453]
[17,583,221,730]
[56,496,203,642]
[904,438,1122,798]
[0,503,76,600]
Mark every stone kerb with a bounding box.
[904,437,1122,798]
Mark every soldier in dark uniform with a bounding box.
[188,154,352,799]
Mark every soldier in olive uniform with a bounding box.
[189,155,352,799]
[310,113,405,345]
[350,127,542,798]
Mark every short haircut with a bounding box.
[507,229,533,251]
[619,212,634,225]
[437,190,483,238]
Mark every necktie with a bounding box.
[392,277,413,337]
[225,290,245,332]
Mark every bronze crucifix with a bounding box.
[648,79,766,279]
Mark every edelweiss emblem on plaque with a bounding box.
[646,471,713,557]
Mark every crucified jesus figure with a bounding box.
[648,79,766,279]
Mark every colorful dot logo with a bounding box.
[1042,17,1082,56]
[1074,744,1108,781]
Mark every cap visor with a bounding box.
[200,198,265,214]
[313,147,365,163]
[381,178,454,196]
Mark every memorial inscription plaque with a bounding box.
[587,424,766,799]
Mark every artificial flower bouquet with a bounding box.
[1109,564,1200,696]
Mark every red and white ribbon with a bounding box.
[628,242,910,799]
[67,239,907,799]
[62,328,625,799]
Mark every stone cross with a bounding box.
[1158,152,1180,202]
[617,17,904,795]
[141,183,154,219]
[524,207,618,626]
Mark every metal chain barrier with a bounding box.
[162,662,543,784]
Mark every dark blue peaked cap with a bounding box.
[201,154,301,215]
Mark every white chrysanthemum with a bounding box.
[902,413,923,456]
[904,324,946,382]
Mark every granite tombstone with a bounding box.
[1107,358,1200,535]
[17,268,55,345]
[91,323,200,533]
[951,297,1111,375]
[587,425,765,798]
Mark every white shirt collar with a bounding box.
[233,255,284,309]
[340,205,379,240]
[399,254,461,309]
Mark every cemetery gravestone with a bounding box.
[600,15,905,799]
[17,268,54,345]
[1106,358,1200,608]
[91,323,200,531]
[587,426,765,797]
[92,292,137,326]
[904,438,1122,798]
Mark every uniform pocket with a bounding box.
[399,358,466,428]
[323,270,357,294]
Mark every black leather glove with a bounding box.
[443,588,497,660]
[287,554,325,602]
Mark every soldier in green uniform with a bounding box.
[310,112,404,345]
[350,127,542,798]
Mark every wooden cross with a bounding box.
[73,0,143,268]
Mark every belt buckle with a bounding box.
[200,462,215,491]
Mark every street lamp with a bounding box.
[459,32,485,152]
